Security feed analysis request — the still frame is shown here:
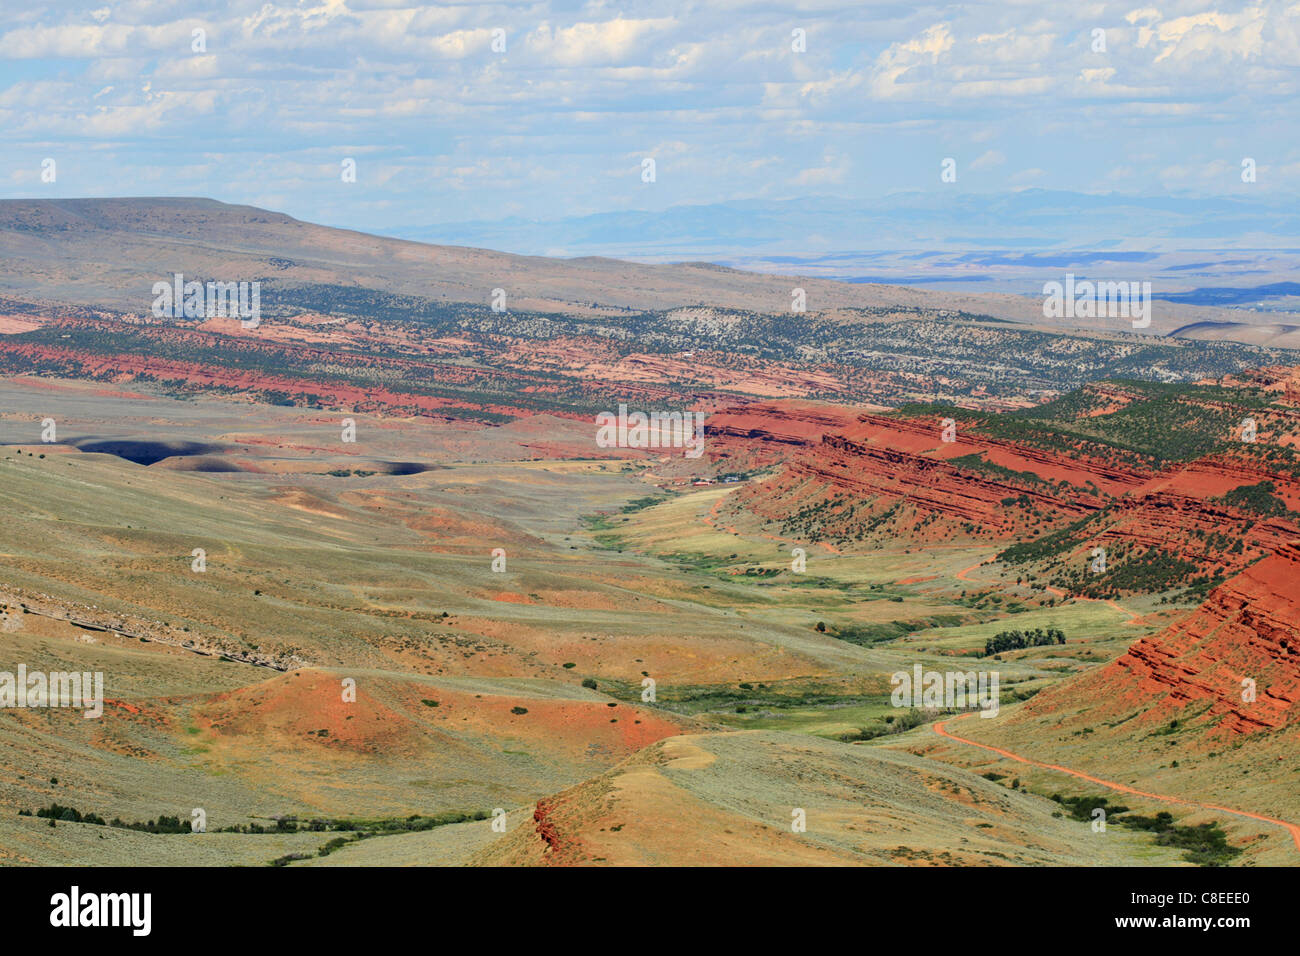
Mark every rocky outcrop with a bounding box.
[704,401,864,470]
[716,400,1300,583]
[0,333,548,421]
[1026,543,1300,736]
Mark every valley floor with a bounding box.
[0,378,1293,866]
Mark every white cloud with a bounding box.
[969,150,1006,170]
[525,17,677,67]
[0,0,1295,228]
[792,147,849,185]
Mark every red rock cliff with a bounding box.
[1026,543,1300,736]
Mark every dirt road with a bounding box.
[933,712,1300,854]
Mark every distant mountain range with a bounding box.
[1,197,1297,346]
[394,189,1300,258]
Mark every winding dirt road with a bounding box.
[933,712,1300,854]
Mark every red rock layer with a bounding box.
[705,401,864,470]
[717,402,1300,577]
[1025,543,1300,736]
[724,409,1121,540]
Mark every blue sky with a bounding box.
[1,0,1297,241]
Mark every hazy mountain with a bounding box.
[0,197,1296,342]
[394,189,1300,258]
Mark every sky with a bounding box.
[1,0,1297,240]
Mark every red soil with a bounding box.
[489,592,534,604]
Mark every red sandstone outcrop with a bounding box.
[1023,543,1300,736]
[705,401,864,470]
[715,400,1300,580]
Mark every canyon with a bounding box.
[1,199,1297,868]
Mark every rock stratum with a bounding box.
[1028,543,1300,736]
[1,199,1296,419]
[711,375,1300,597]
